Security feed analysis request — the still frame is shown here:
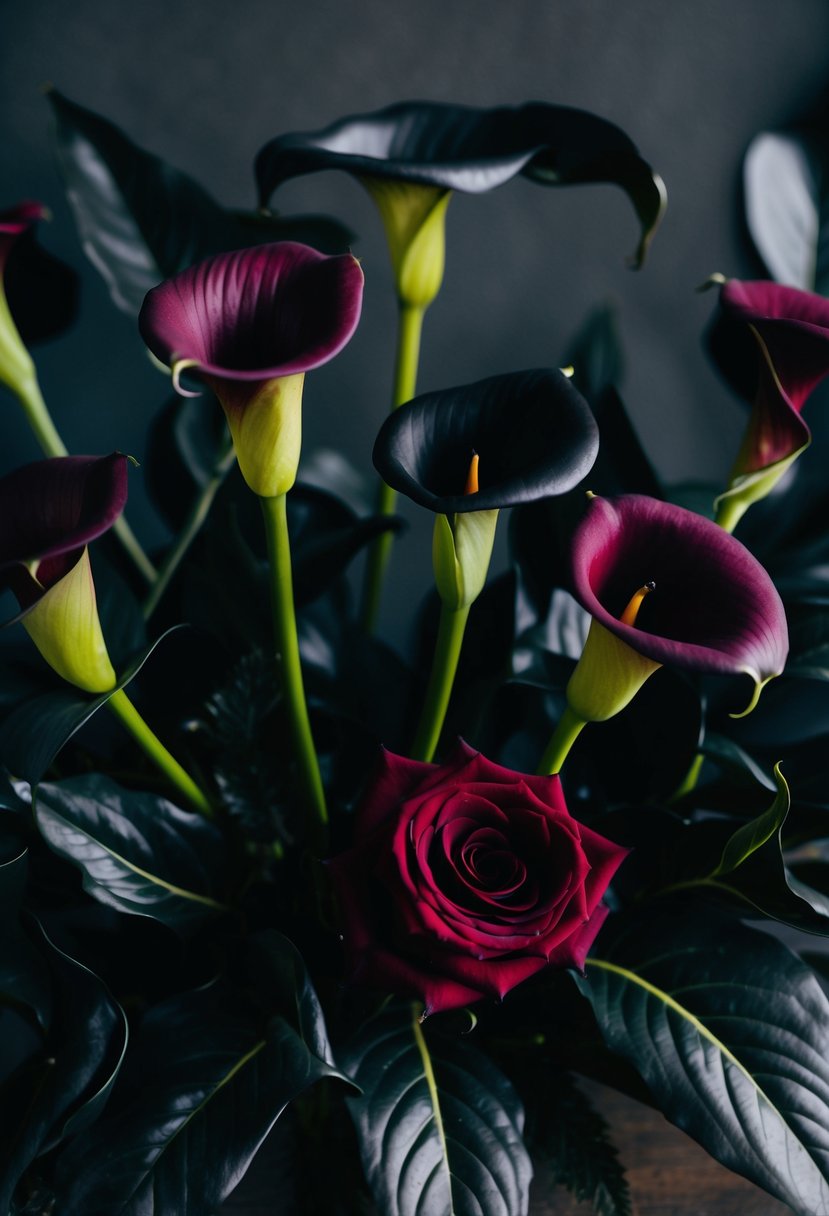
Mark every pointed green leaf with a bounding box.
[342,1002,532,1216]
[34,775,229,931]
[578,903,829,1214]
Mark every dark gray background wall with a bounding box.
[3,1,829,643]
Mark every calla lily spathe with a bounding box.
[0,203,49,402]
[138,242,364,497]
[0,454,128,692]
[256,100,666,269]
[713,279,829,530]
[373,368,600,515]
[568,493,789,720]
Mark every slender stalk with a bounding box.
[410,602,470,763]
[14,373,157,585]
[260,493,328,848]
[143,436,236,619]
[537,706,587,776]
[713,495,745,535]
[667,751,705,803]
[360,303,424,632]
[106,686,213,817]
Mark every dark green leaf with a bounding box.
[0,627,181,786]
[525,1069,630,1216]
[744,127,829,293]
[0,920,127,1214]
[699,731,776,790]
[342,1002,532,1216]
[48,89,353,316]
[34,775,229,931]
[54,954,344,1216]
[578,903,829,1214]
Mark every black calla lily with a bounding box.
[256,100,666,267]
[372,368,599,513]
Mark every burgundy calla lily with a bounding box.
[713,279,829,529]
[0,454,128,692]
[570,493,788,712]
[1,203,50,400]
[138,242,364,497]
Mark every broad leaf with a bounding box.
[48,89,353,316]
[0,850,51,1032]
[0,920,127,1215]
[744,127,829,293]
[0,627,181,786]
[578,903,829,1214]
[342,1002,532,1216]
[54,943,344,1216]
[34,775,229,931]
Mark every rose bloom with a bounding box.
[328,742,628,1015]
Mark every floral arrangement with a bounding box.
[1,90,829,1216]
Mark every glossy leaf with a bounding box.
[0,627,180,786]
[0,850,51,1031]
[579,904,829,1214]
[744,127,829,293]
[145,392,229,531]
[54,945,344,1216]
[34,775,229,931]
[256,100,666,267]
[49,89,353,316]
[0,920,127,1215]
[342,1002,532,1216]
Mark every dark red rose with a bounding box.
[328,741,628,1015]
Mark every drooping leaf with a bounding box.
[34,775,229,931]
[698,731,776,791]
[53,939,345,1216]
[0,626,181,786]
[578,903,829,1214]
[744,127,829,293]
[342,1002,533,1216]
[48,89,353,316]
[0,920,127,1215]
[523,1068,630,1216]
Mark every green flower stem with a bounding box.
[667,752,705,803]
[410,601,471,763]
[536,706,587,775]
[106,686,213,817]
[143,435,236,620]
[260,492,328,848]
[360,303,425,633]
[13,372,157,586]
[713,494,745,535]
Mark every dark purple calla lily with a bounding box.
[1,200,79,346]
[570,493,788,706]
[256,101,666,268]
[713,279,829,528]
[0,455,128,691]
[138,242,364,497]
[372,368,599,514]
